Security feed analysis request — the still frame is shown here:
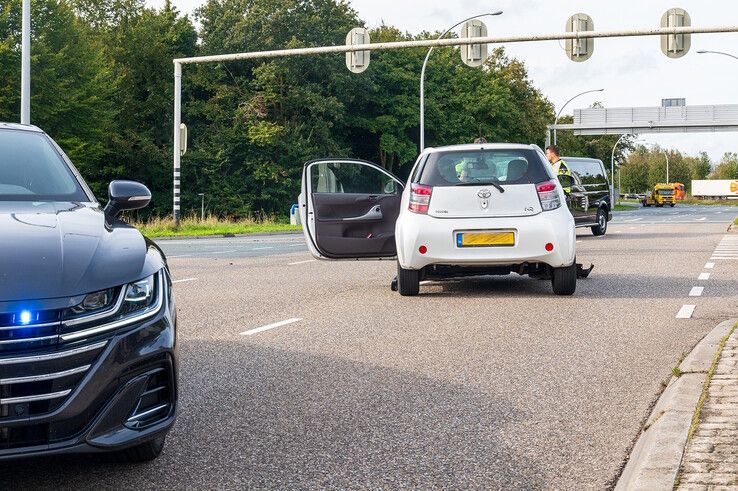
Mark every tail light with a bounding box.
[409,183,432,214]
[536,180,561,211]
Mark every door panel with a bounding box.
[302,159,404,260]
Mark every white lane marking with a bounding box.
[289,244,304,247]
[676,305,696,319]
[576,240,582,243]
[697,217,707,221]
[705,262,715,269]
[173,278,197,284]
[698,272,711,280]
[240,318,302,336]
[252,247,274,251]
[211,250,236,254]
[167,254,192,258]
[288,259,317,266]
[689,286,704,297]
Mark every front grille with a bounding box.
[0,341,107,449]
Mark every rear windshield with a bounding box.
[566,159,607,184]
[415,149,550,187]
[0,130,88,202]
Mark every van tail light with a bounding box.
[536,179,561,211]
[409,183,432,214]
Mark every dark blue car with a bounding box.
[0,123,177,462]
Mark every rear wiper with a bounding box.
[455,181,505,193]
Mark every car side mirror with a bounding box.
[104,180,151,228]
[557,174,574,189]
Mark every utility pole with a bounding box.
[21,0,30,124]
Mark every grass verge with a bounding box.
[131,215,301,238]
[613,204,638,212]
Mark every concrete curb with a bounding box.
[149,230,302,241]
[615,318,738,490]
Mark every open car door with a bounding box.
[299,159,404,260]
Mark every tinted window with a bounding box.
[416,149,549,187]
[0,130,88,201]
[311,161,399,195]
[567,159,606,185]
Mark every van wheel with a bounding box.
[551,263,577,295]
[108,435,166,463]
[397,262,420,296]
[591,208,608,236]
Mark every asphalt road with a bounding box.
[2,204,737,489]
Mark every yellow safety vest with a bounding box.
[552,159,571,193]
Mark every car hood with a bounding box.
[0,202,150,303]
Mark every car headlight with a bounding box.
[62,273,163,342]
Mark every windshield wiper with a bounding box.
[455,181,505,193]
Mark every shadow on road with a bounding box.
[0,343,544,489]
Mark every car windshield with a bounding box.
[0,130,88,202]
[415,149,550,187]
[658,189,674,195]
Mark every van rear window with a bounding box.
[415,149,550,187]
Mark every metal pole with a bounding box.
[20,0,30,125]
[665,151,669,183]
[697,49,738,60]
[175,26,738,65]
[419,11,502,151]
[553,88,604,146]
[173,62,182,226]
[199,194,204,221]
[611,134,628,208]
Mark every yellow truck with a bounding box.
[642,183,676,207]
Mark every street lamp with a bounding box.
[611,133,633,205]
[552,88,604,146]
[197,193,205,221]
[419,11,503,151]
[697,49,738,61]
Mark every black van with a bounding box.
[561,157,612,236]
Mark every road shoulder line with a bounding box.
[615,318,737,490]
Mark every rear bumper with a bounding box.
[0,295,177,460]
[396,207,576,270]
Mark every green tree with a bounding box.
[712,152,738,180]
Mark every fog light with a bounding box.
[545,243,554,252]
[419,245,428,254]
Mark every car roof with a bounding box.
[424,143,537,154]
[563,156,604,163]
[0,122,43,133]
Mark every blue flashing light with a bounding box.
[19,310,32,325]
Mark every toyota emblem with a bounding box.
[477,189,492,199]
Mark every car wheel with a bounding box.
[397,262,420,296]
[591,208,608,236]
[108,435,166,463]
[551,263,577,295]
[670,204,675,207]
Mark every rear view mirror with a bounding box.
[104,180,151,228]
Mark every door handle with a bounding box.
[343,205,383,221]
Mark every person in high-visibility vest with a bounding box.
[545,145,571,193]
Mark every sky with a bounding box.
[150,0,738,162]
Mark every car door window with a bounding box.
[311,162,400,195]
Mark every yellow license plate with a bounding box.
[456,231,515,247]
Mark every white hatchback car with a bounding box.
[299,143,577,296]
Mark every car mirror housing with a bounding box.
[104,180,151,228]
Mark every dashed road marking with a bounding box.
[211,250,237,254]
[240,318,302,336]
[167,254,192,258]
[705,262,715,269]
[173,278,198,284]
[676,305,696,319]
[288,259,317,266]
[698,272,711,281]
[689,286,704,297]
[252,247,274,251]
